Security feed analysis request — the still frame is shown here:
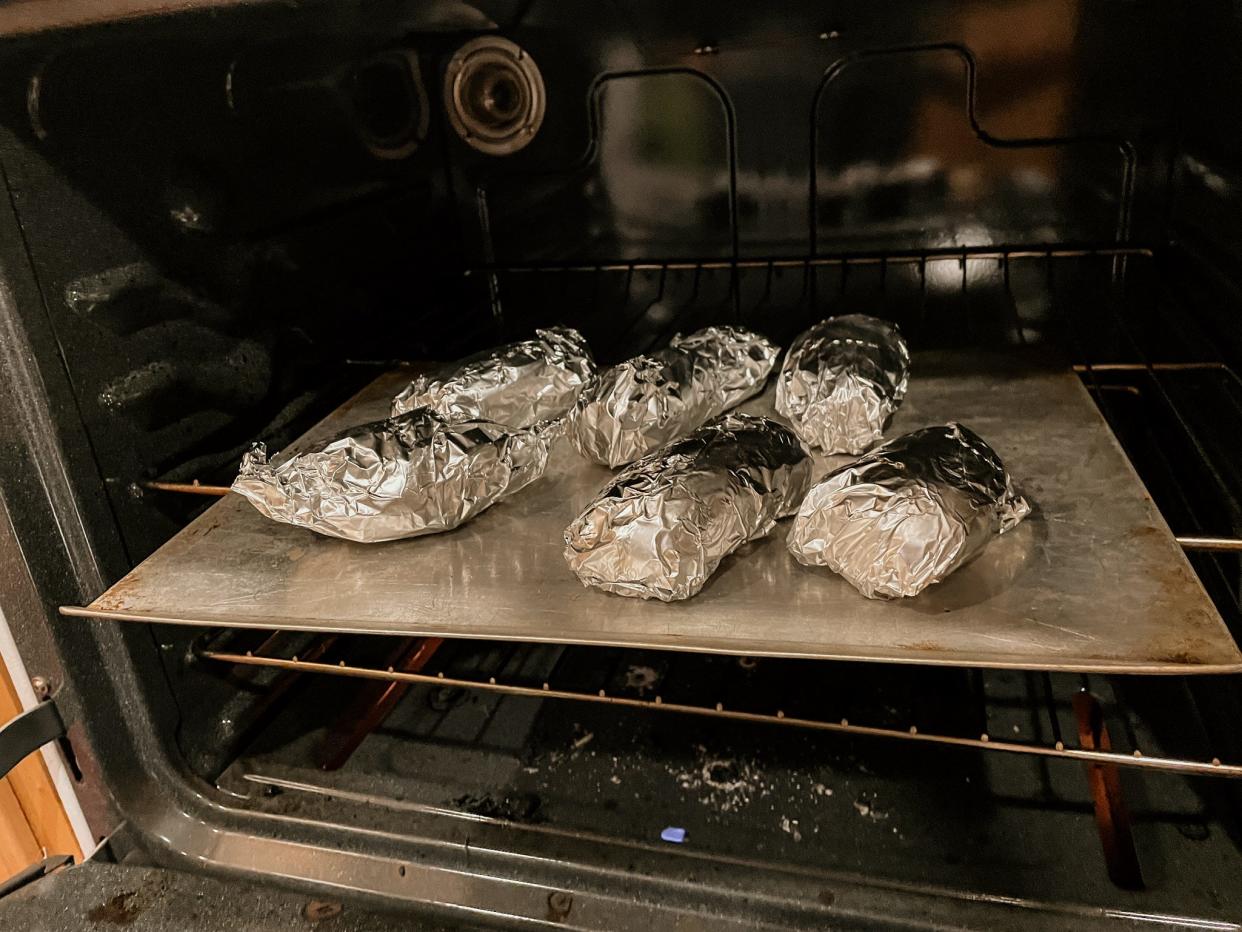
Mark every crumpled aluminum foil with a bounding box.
[787,422,1030,599]
[568,326,780,467]
[776,314,910,455]
[564,413,813,601]
[391,326,594,428]
[232,409,549,542]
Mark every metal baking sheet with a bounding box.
[62,351,1242,674]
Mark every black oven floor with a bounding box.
[223,660,1242,923]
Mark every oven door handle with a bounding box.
[0,699,65,781]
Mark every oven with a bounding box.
[1,0,1241,928]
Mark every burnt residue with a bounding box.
[86,890,140,925]
[899,640,947,652]
[1154,635,1214,667]
[304,899,344,922]
[90,573,144,613]
[452,791,544,823]
[1157,650,1204,666]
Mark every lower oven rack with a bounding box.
[195,630,1242,779]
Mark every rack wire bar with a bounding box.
[468,245,1154,276]
[1071,362,1236,373]
[196,640,1242,779]
[142,480,230,497]
[1177,537,1242,553]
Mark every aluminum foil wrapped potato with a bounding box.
[565,413,813,601]
[568,326,779,467]
[391,326,594,428]
[776,314,910,455]
[787,423,1030,599]
[233,409,549,542]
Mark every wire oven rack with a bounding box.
[194,628,1242,780]
[469,243,1150,347]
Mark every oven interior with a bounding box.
[2,0,1242,927]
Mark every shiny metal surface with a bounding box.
[63,353,1242,673]
[444,36,546,157]
[788,423,1030,599]
[231,408,551,543]
[390,326,594,427]
[568,325,779,467]
[776,314,910,454]
[1175,536,1242,553]
[564,414,812,601]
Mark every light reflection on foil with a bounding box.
[788,422,1029,599]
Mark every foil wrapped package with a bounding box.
[568,325,780,467]
[787,423,1030,599]
[391,326,594,428]
[232,409,549,543]
[775,314,910,455]
[564,413,813,601]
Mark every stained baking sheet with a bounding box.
[63,351,1242,673]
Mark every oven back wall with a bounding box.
[472,0,1178,266]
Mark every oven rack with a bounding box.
[469,243,1153,343]
[195,630,1242,779]
[470,243,1151,274]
